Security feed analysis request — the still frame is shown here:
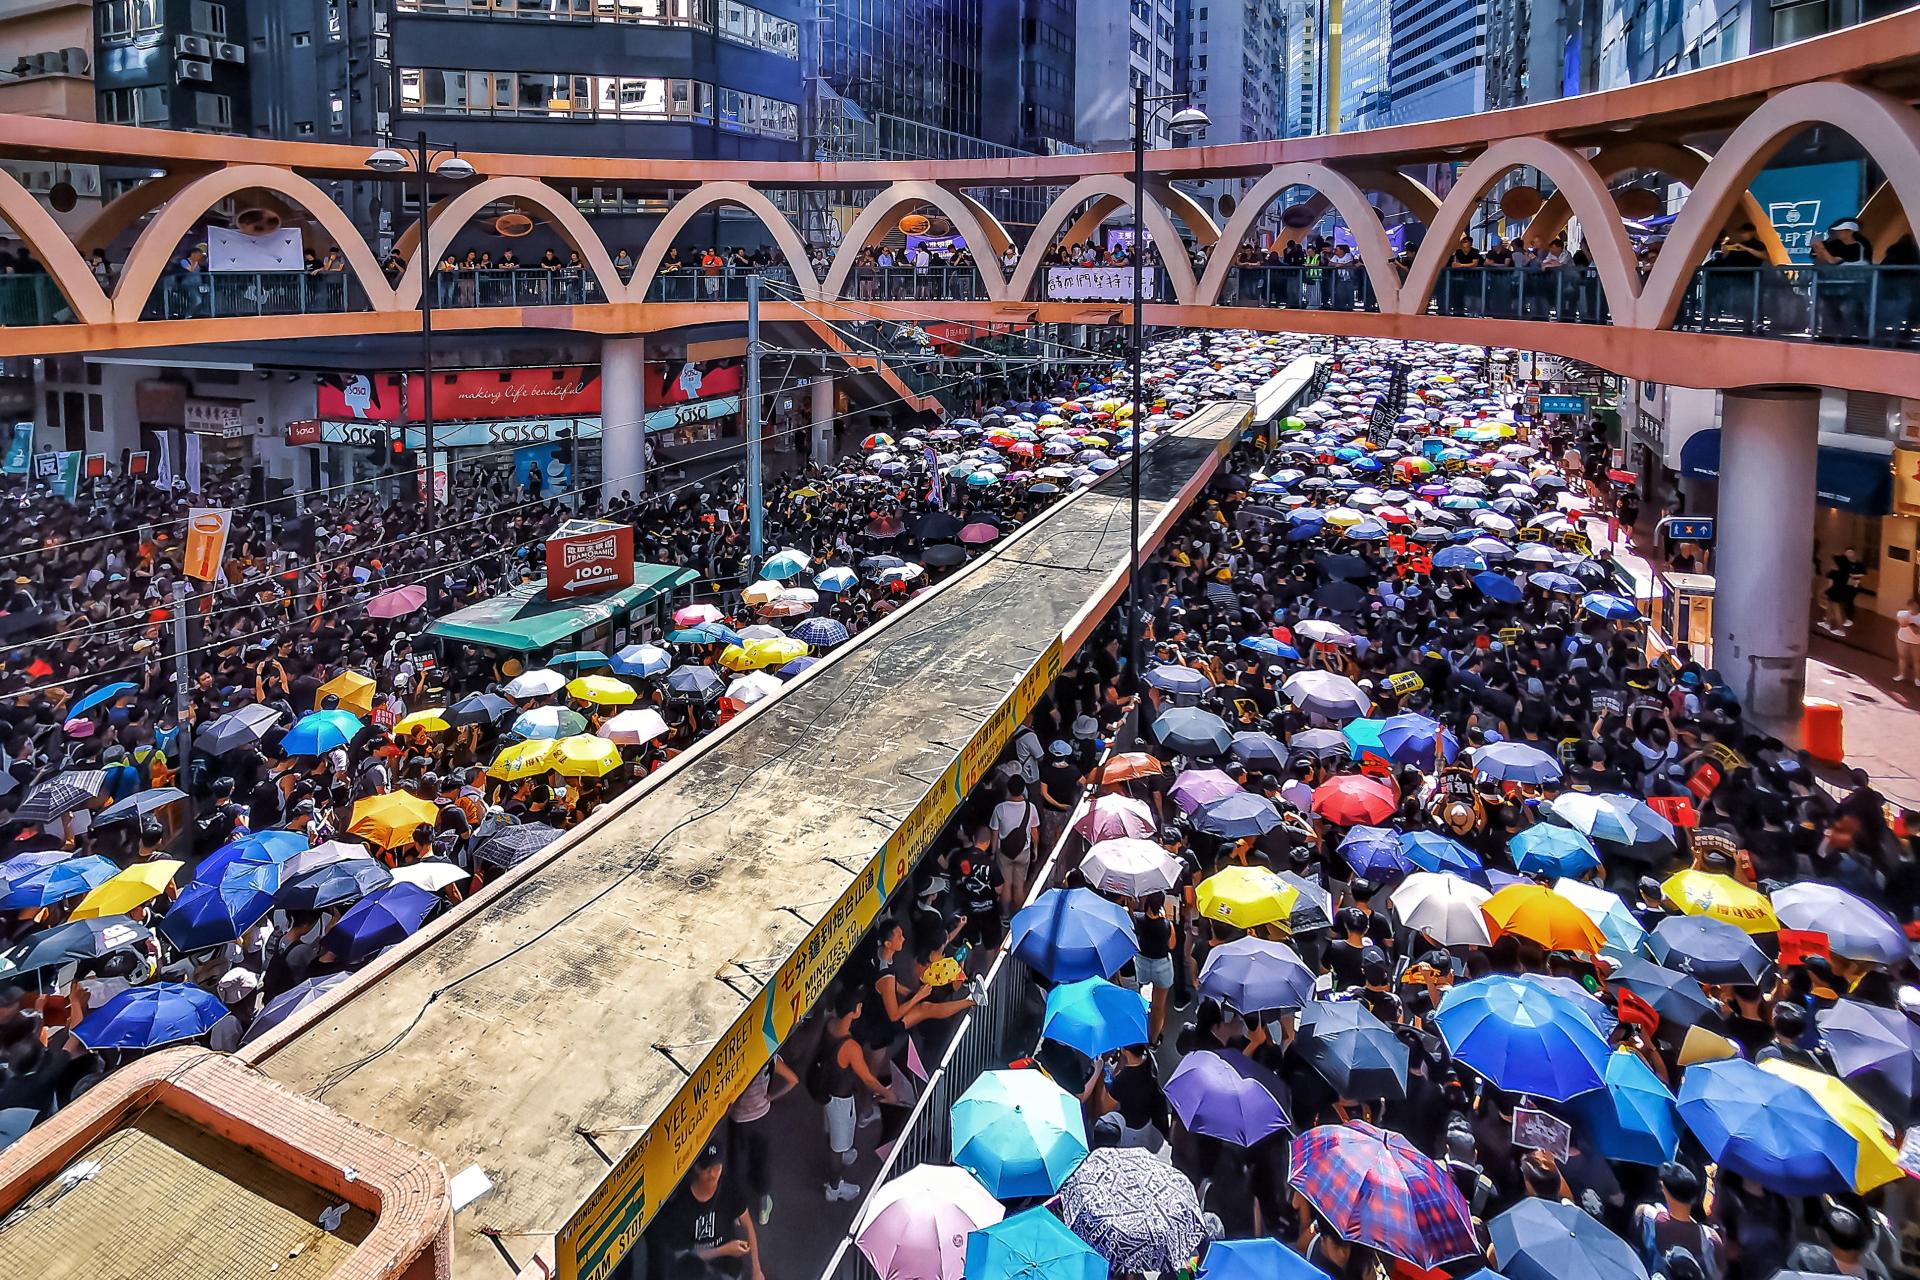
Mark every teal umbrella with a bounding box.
[951,1069,1088,1199]
[1041,977,1148,1058]
[1566,1048,1680,1165]
[963,1207,1103,1280]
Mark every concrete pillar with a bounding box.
[600,335,646,503]
[1710,387,1821,724]
[809,375,835,468]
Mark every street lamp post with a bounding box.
[366,134,475,532]
[1127,87,1209,696]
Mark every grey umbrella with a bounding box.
[15,771,106,824]
[1057,1147,1208,1274]
[196,703,285,756]
[1152,706,1233,757]
[97,787,189,824]
[1817,999,1920,1127]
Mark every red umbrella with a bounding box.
[1311,775,1398,826]
[866,515,906,538]
[957,522,1001,545]
[365,585,427,619]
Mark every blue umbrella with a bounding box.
[692,621,744,645]
[1239,635,1301,661]
[69,681,137,720]
[322,882,440,967]
[1581,592,1642,621]
[160,865,278,951]
[1472,571,1525,604]
[0,855,119,910]
[1529,571,1584,595]
[1435,974,1610,1101]
[1566,1048,1681,1165]
[1010,888,1136,982]
[1677,1058,1860,1194]
[193,830,306,886]
[1339,826,1416,879]
[1474,741,1565,786]
[1432,545,1487,571]
[1509,824,1601,878]
[792,617,850,647]
[778,657,820,679]
[609,643,671,678]
[1193,793,1281,839]
[72,981,228,1050]
[276,858,393,911]
[1377,712,1459,767]
[1042,977,1149,1058]
[1199,1238,1324,1280]
[546,649,610,670]
[951,1070,1088,1199]
[1228,731,1289,770]
[281,709,363,756]
[0,849,70,890]
[1401,831,1486,882]
[1492,1198,1649,1280]
[814,566,859,593]
[964,1207,1104,1280]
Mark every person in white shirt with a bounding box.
[1896,595,1920,683]
[989,775,1041,912]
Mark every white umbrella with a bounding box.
[737,624,787,641]
[724,672,783,706]
[1389,872,1493,946]
[389,861,467,892]
[502,668,566,699]
[280,838,373,881]
[742,580,785,606]
[598,708,669,746]
[1081,838,1183,898]
[1293,619,1353,646]
[854,1164,1003,1280]
[1282,670,1372,720]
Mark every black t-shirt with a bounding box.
[1040,759,1081,809]
[1327,938,1369,990]
[649,1179,747,1275]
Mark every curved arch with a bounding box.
[1856,180,1911,263]
[391,176,625,308]
[1528,142,1787,265]
[1007,175,1201,303]
[74,171,201,256]
[1059,195,1125,252]
[1351,170,1442,226]
[630,181,817,302]
[941,187,1014,259]
[1400,138,1642,324]
[112,165,393,323]
[0,168,112,325]
[822,181,1010,300]
[1154,181,1222,248]
[1641,81,1920,328]
[1197,163,1402,312]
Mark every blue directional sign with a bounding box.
[1538,394,1588,415]
[1660,516,1715,544]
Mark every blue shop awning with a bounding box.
[1678,429,1892,516]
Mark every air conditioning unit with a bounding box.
[213,42,245,63]
[175,34,212,58]
[177,59,213,82]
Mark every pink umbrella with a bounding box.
[365,585,428,619]
[1169,767,1241,815]
[854,1164,1003,1280]
[957,522,1000,545]
[1072,794,1156,842]
[673,604,723,627]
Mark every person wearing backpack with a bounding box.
[989,775,1039,913]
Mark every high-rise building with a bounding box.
[1075,0,1183,151]
[0,0,101,234]
[96,0,250,134]
[1333,0,1394,130]
[980,0,1078,155]
[1277,0,1325,137]
[1386,0,1485,123]
[1185,0,1286,231]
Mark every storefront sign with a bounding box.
[645,397,739,435]
[1045,266,1158,302]
[1746,160,1865,264]
[184,399,247,437]
[285,419,322,446]
[317,367,601,422]
[1538,394,1587,415]
[1681,429,1891,515]
[545,519,635,600]
[1,423,32,475]
[307,418,602,450]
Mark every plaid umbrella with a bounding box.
[15,770,106,824]
[1058,1147,1208,1274]
[1289,1121,1478,1268]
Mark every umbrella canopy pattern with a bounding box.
[1198,938,1315,1013]
[1290,1122,1478,1268]
[1677,1058,1866,1195]
[1296,1001,1410,1100]
[1057,1147,1209,1273]
[852,1164,1001,1280]
[950,1069,1088,1199]
[1491,1198,1649,1280]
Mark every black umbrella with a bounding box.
[276,858,393,911]
[1296,999,1409,1100]
[446,692,516,726]
[1647,916,1771,986]
[1151,707,1233,757]
[1610,956,1723,1028]
[923,544,967,568]
[1817,999,1920,1126]
[0,916,152,983]
[1317,554,1374,582]
[666,666,723,702]
[197,704,285,756]
[15,771,106,824]
[1313,581,1370,613]
[473,823,564,871]
[915,512,963,541]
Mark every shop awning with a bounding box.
[425,563,697,652]
[1678,429,1892,516]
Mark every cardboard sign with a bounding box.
[1384,671,1425,697]
[1647,795,1699,828]
[1402,546,1432,575]
[544,519,635,600]
[1778,929,1831,967]
[1513,1108,1573,1161]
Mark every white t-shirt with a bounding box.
[990,798,1036,845]
[1898,609,1920,646]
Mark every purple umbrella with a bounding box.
[1171,768,1242,815]
[321,882,439,967]
[1166,1048,1291,1146]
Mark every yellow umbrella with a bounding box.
[1662,870,1779,934]
[489,739,558,780]
[317,671,376,716]
[566,675,637,706]
[743,637,808,669]
[549,734,623,778]
[1195,866,1299,930]
[1759,1059,1904,1191]
[1482,883,1608,953]
[393,708,451,735]
[348,791,440,850]
[69,859,182,920]
[718,643,756,672]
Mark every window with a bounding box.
[400,68,756,124]
[100,85,169,124]
[193,91,232,129]
[95,0,164,39]
[190,0,227,37]
[717,1,798,56]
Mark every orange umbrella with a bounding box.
[1099,752,1163,784]
[1481,883,1608,953]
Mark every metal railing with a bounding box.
[0,275,73,326]
[637,265,798,302]
[143,270,370,320]
[843,265,986,303]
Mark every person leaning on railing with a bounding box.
[1703,223,1773,332]
[1811,217,1873,339]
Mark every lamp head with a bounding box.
[1168,106,1211,136]
[364,147,410,174]
[433,155,476,181]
